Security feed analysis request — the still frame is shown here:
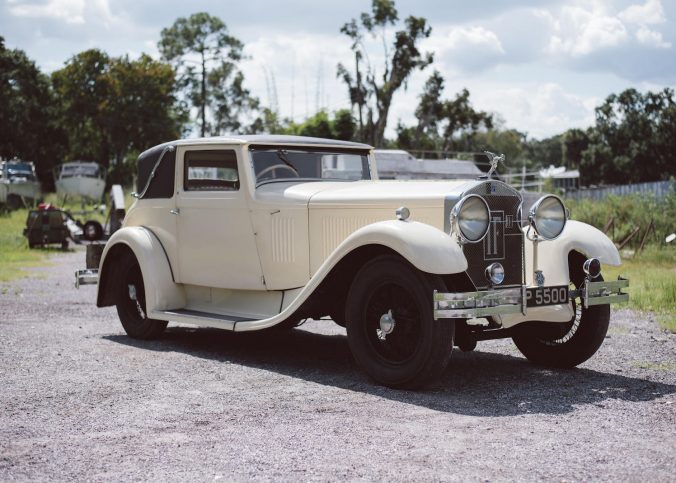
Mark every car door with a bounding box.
[174,146,265,290]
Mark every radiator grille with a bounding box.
[462,181,524,290]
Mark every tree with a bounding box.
[338,0,433,146]
[159,12,257,136]
[52,50,184,175]
[396,71,492,155]
[0,37,65,189]
[582,88,676,185]
[525,134,563,169]
[561,129,589,170]
[52,49,113,165]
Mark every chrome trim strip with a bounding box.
[75,269,98,288]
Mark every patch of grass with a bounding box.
[0,209,52,282]
[604,246,676,333]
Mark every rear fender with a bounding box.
[96,226,186,312]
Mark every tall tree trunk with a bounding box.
[200,51,207,137]
[355,53,363,139]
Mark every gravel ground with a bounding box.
[1,248,675,481]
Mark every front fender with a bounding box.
[324,219,467,276]
[525,220,621,286]
[97,226,186,312]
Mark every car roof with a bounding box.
[141,135,372,157]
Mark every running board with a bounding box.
[149,309,261,331]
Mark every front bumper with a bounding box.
[433,277,629,319]
[75,269,98,288]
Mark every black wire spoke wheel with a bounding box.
[115,255,167,340]
[513,275,610,368]
[364,282,422,364]
[346,254,455,389]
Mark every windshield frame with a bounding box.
[249,144,372,188]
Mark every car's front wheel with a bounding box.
[345,254,454,389]
[116,254,167,340]
[512,277,610,368]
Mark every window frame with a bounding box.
[182,149,240,192]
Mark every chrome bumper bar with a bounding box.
[434,286,526,319]
[578,277,629,308]
[75,269,98,288]
[434,277,629,320]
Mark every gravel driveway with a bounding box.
[1,248,675,481]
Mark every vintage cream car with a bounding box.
[77,135,628,388]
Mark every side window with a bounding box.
[184,150,239,191]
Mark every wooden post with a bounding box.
[637,220,655,254]
[618,226,641,250]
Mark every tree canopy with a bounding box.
[51,50,183,170]
[338,0,433,147]
[159,12,258,137]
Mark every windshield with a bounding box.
[6,163,35,181]
[61,163,100,178]
[251,147,371,186]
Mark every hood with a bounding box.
[254,179,478,207]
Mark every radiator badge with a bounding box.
[535,270,545,287]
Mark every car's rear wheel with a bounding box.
[83,220,104,241]
[116,254,167,339]
[512,276,610,368]
[345,254,454,389]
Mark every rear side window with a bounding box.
[184,150,239,191]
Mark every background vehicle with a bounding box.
[54,161,106,201]
[0,159,41,210]
[77,135,628,389]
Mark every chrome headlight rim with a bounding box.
[450,194,491,244]
[528,194,568,240]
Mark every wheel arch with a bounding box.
[96,226,186,311]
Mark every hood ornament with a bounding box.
[484,151,505,179]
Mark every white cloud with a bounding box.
[8,0,87,24]
[473,82,597,139]
[427,25,505,73]
[619,0,666,25]
[635,25,671,48]
[548,6,629,56]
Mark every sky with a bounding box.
[1,0,675,140]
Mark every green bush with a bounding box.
[567,194,676,249]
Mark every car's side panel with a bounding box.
[174,145,266,290]
[308,205,444,275]
[234,220,467,332]
[97,226,186,312]
[250,206,311,290]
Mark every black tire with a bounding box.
[115,254,167,340]
[345,254,454,389]
[83,220,104,241]
[512,276,610,368]
[61,239,69,250]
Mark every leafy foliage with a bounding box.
[396,71,493,156]
[581,88,676,185]
[52,50,183,172]
[158,12,258,136]
[338,0,433,146]
[0,37,65,190]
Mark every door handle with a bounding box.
[170,208,180,215]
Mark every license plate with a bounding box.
[526,285,569,307]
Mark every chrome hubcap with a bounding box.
[378,309,396,340]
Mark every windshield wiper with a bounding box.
[276,149,299,175]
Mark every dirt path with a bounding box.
[1,248,675,481]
